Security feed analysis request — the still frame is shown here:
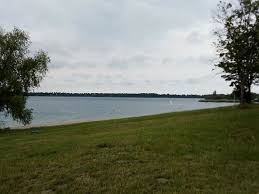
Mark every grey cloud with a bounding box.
[186,31,205,44]
[108,55,154,69]
[161,55,213,66]
[184,74,215,84]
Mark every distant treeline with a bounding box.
[204,93,259,101]
[27,92,204,98]
[204,94,233,100]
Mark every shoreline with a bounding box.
[199,99,239,103]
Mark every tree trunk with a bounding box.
[240,81,245,106]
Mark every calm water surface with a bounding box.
[1,97,235,128]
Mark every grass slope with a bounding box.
[0,105,259,194]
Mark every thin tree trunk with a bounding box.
[240,80,245,106]
[247,84,252,103]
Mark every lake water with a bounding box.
[0,97,235,128]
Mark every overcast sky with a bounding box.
[1,0,258,94]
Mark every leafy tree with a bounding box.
[0,27,50,125]
[214,0,259,105]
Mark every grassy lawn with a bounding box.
[0,105,259,194]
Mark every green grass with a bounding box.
[0,105,259,194]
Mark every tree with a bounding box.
[214,0,259,105]
[0,27,50,125]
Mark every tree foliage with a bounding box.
[214,0,259,104]
[0,28,50,125]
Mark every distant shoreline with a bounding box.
[27,92,204,98]
[199,99,239,103]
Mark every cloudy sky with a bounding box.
[1,0,258,94]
